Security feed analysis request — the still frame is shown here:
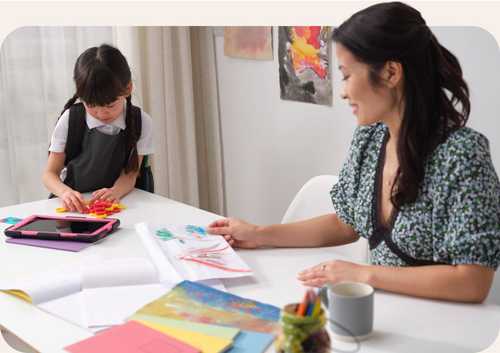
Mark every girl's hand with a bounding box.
[60,189,85,213]
[207,218,261,249]
[91,188,120,203]
[297,260,370,287]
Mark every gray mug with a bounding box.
[320,282,374,341]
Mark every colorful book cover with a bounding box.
[134,280,281,334]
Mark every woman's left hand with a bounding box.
[91,188,120,203]
[297,260,370,287]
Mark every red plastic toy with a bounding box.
[56,200,126,218]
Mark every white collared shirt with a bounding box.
[49,102,154,156]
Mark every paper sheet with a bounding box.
[81,257,158,288]
[135,223,183,283]
[135,223,253,282]
[65,321,201,353]
[38,291,87,329]
[0,269,81,304]
[82,283,174,327]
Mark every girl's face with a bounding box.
[83,96,126,124]
[335,43,401,126]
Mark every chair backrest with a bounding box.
[282,175,369,263]
[477,328,500,353]
[486,272,500,305]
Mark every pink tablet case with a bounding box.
[4,215,119,243]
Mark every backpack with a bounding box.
[64,103,154,193]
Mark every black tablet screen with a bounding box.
[15,218,106,234]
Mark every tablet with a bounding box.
[4,215,120,243]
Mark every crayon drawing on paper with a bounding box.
[136,223,253,282]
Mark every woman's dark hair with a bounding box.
[332,1,470,209]
[61,44,139,173]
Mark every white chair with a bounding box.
[486,273,500,305]
[477,329,500,352]
[282,175,369,263]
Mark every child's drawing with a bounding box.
[143,223,253,281]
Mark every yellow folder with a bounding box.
[130,314,239,340]
[2,290,32,303]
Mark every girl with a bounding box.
[42,44,154,213]
[208,2,500,303]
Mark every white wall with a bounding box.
[215,26,500,225]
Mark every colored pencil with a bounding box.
[311,296,321,317]
[305,290,315,316]
[296,291,309,316]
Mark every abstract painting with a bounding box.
[135,280,282,334]
[279,26,332,106]
[224,27,273,60]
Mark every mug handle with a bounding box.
[318,286,328,307]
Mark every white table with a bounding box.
[0,190,499,353]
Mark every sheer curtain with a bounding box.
[0,27,113,206]
[113,26,225,213]
[0,26,225,214]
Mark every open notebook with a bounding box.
[0,257,162,304]
[0,257,224,330]
[0,257,175,329]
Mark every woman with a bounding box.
[208,2,500,303]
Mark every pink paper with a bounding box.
[65,321,200,353]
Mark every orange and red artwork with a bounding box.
[224,27,273,60]
[279,26,332,106]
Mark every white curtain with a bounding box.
[113,27,225,214]
[0,27,113,206]
[191,27,226,215]
[0,26,225,214]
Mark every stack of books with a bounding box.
[65,280,281,353]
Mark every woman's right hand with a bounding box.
[207,218,262,249]
[60,189,85,213]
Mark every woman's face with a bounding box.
[83,96,126,124]
[336,43,400,126]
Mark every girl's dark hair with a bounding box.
[332,1,470,208]
[61,44,139,173]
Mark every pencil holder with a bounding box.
[275,303,331,353]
